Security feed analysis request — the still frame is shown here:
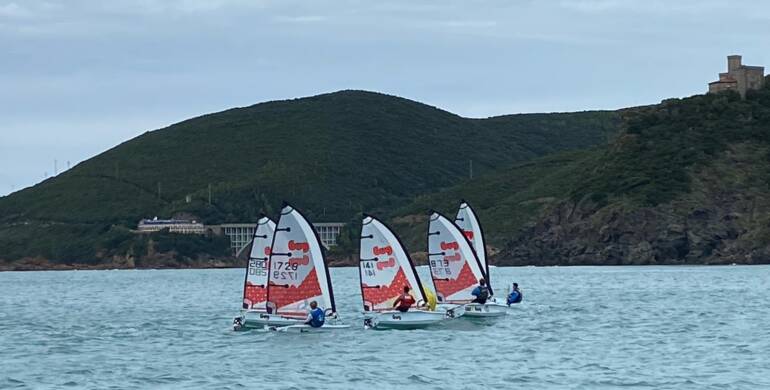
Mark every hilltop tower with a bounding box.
[708,55,765,98]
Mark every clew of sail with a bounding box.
[242,216,276,310]
[427,211,486,303]
[266,203,335,318]
[455,201,491,292]
[359,215,426,311]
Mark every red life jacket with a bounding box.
[397,293,415,309]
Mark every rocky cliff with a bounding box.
[496,82,770,265]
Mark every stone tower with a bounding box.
[709,55,765,98]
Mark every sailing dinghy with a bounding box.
[233,216,276,330]
[428,210,506,318]
[359,215,460,330]
[455,201,509,317]
[261,203,348,332]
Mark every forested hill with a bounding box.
[393,78,770,266]
[0,90,619,268]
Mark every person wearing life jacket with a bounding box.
[305,300,325,328]
[507,283,523,305]
[393,285,416,312]
[471,278,490,304]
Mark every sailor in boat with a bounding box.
[304,301,325,328]
[470,278,491,304]
[392,286,416,312]
[507,283,523,305]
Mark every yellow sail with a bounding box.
[424,287,437,311]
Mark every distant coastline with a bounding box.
[0,258,240,272]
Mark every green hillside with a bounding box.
[394,78,770,265]
[387,149,598,253]
[0,90,619,267]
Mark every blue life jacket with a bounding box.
[507,290,522,305]
[309,308,325,328]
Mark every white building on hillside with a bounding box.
[137,217,205,234]
[217,222,346,255]
[314,222,346,247]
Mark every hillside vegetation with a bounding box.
[0,90,619,267]
[395,78,770,265]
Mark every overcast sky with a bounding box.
[1,0,769,196]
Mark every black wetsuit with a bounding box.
[471,285,490,304]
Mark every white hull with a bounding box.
[364,309,455,329]
[273,324,351,333]
[436,303,466,318]
[463,302,509,317]
[238,310,304,328]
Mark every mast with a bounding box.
[455,200,491,292]
[242,215,275,309]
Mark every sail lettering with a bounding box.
[271,257,307,274]
[271,271,298,280]
[288,255,310,267]
[362,260,376,277]
[288,240,310,252]
[441,240,462,263]
[463,230,474,240]
[444,253,461,263]
[372,245,393,256]
[429,258,451,277]
[440,241,459,251]
[376,257,396,270]
[249,259,267,276]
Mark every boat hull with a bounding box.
[436,303,467,319]
[239,310,304,328]
[274,324,351,333]
[463,302,509,317]
[436,303,466,318]
[364,309,454,330]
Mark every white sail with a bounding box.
[359,215,426,311]
[242,216,276,309]
[427,211,486,303]
[266,203,335,317]
[455,201,489,283]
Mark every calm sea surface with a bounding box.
[1,266,769,389]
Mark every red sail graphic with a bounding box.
[434,262,477,301]
[362,267,411,308]
[244,281,267,309]
[268,269,322,315]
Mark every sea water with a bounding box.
[1,266,769,389]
